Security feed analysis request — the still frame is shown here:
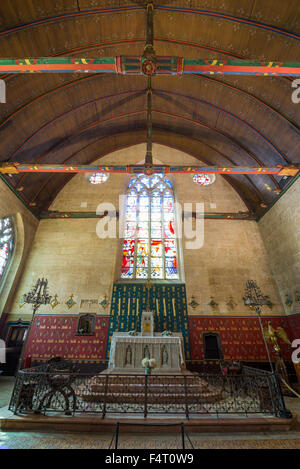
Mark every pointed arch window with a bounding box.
[0,216,15,288]
[121,174,179,280]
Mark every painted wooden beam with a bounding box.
[40,210,256,220]
[182,59,300,76]
[0,57,300,76]
[0,162,299,176]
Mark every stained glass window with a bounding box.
[192,173,216,186]
[89,172,109,184]
[0,217,15,287]
[121,174,179,280]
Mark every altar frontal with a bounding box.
[108,312,186,372]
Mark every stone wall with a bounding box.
[259,177,300,315]
[9,217,118,319]
[7,144,283,319]
[184,218,283,316]
[0,178,39,320]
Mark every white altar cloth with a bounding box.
[108,332,186,372]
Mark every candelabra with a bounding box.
[18,278,52,370]
[243,280,292,418]
[24,277,51,311]
[243,280,274,373]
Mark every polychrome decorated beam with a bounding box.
[40,210,257,220]
[0,57,300,76]
[182,59,300,76]
[0,162,299,176]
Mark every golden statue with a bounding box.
[264,321,291,353]
[264,321,293,393]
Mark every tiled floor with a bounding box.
[0,431,300,449]
[0,376,14,408]
[1,376,300,449]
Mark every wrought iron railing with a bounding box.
[8,362,292,419]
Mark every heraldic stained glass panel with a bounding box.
[0,217,15,286]
[121,174,179,280]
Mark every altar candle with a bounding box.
[163,298,167,329]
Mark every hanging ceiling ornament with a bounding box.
[192,173,216,186]
[142,2,156,77]
[143,2,155,172]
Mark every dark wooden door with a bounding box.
[3,326,28,375]
[204,334,222,360]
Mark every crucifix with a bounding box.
[144,280,153,311]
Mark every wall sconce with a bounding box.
[66,294,76,309]
[285,295,293,307]
[50,294,60,309]
[188,296,199,309]
[19,295,26,308]
[208,297,218,308]
[226,297,237,310]
[99,294,110,310]
[264,295,273,310]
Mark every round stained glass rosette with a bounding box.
[192,173,216,186]
[89,172,109,184]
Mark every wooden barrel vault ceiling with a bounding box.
[0,0,299,218]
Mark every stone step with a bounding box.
[89,384,210,393]
[81,392,221,404]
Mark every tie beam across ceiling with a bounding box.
[0,163,298,176]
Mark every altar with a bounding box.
[107,312,186,373]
